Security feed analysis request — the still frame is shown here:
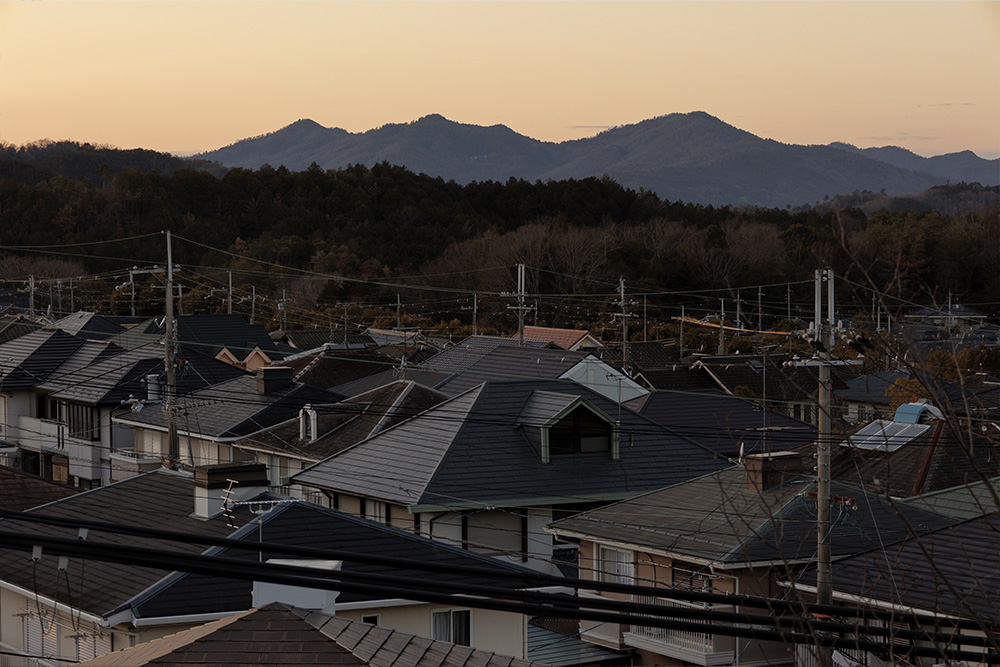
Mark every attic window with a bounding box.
[543,405,619,462]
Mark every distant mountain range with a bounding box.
[196,112,999,208]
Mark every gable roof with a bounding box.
[521,326,603,350]
[271,328,375,350]
[294,379,730,512]
[0,328,86,388]
[37,343,247,406]
[236,380,449,461]
[0,469,250,616]
[549,464,953,567]
[53,311,134,340]
[693,354,849,402]
[626,389,817,457]
[118,315,286,362]
[80,603,545,667]
[333,367,456,397]
[115,374,344,440]
[115,499,540,621]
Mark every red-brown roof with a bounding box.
[521,326,602,350]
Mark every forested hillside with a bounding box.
[1,157,998,329]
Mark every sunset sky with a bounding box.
[1,1,997,159]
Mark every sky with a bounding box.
[1,1,998,159]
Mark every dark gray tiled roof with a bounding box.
[38,343,247,406]
[333,367,455,397]
[907,477,1000,519]
[424,336,555,374]
[550,466,953,566]
[0,470,249,616]
[0,328,85,388]
[116,375,343,439]
[53,311,130,340]
[237,381,449,460]
[122,500,541,619]
[81,603,546,667]
[295,380,730,511]
[273,329,375,350]
[0,318,44,345]
[627,389,817,457]
[0,466,79,510]
[694,353,849,401]
[280,348,398,389]
[799,513,1000,621]
[119,314,286,361]
[435,347,589,396]
[634,367,720,391]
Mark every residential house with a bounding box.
[0,467,263,664]
[831,402,1000,499]
[233,380,448,498]
[77,602,549,667]
[689,354,850,426]
[109,314,290,371]
[520,326,604,351]
[269,328,375,351]
[547,453,953,666]
[625,388,817,458]
[52,312,142,341]
[0,463,562,665]
[112,367,342,486]
[293,379,732,575]
[279,346,400,390]
[103,486,564,661]
[789,513,1000,667]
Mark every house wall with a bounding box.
[0,587,112,662]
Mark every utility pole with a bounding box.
[396,294,402,330]
[29,275,34,316]
[758,286,763,332]
[643,295,647,342]
[679,305,685,359]
[251,286,256,324]
[164,231,179,468]
[815,268,834,667]
[507,264,532,346]
[227,271,233,315]
[615,278,634,371]
[473,293,478,336]
[721,297,727,347]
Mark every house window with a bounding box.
[361,614,380,626]
[61,402,100,441]
[549,408,614,456]
[597,546,634,584]
[365,500,387,524]
[432,609,471,645]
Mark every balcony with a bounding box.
[623,595,736,666]
[110,448,163,481]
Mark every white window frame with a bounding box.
[597,545,634,585]
[431,608,472,646]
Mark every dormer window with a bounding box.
[519,392,620,463]
[550,407,614,456]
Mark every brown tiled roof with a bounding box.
[522,326,602,350]
[78,603,546,667]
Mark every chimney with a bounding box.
[193,462,271,519]
[252,559,341,611]
[145,374,161,402]
[745,451,801,492]
[257,366,294,395]
[299,404,318,442]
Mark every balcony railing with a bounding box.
[624,595,736,666]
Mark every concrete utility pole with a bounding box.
[507,264,532,346]
[165,231,180,467]
[718,298,725,354]
[815,267,834,667]
[228,271,233,315]
[29,275,34,315]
